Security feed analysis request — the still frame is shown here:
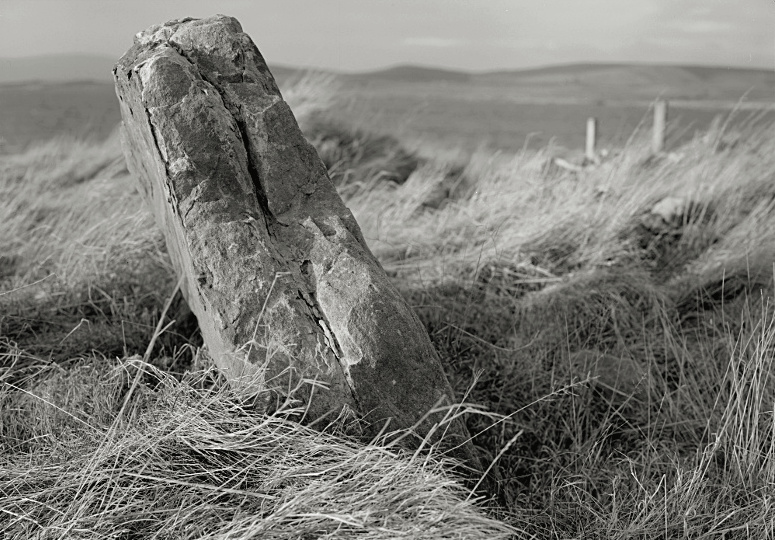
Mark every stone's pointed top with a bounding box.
[116,14,280,111]
[126,16,246,70]
[133,17,192,48]
[132,15,241,47]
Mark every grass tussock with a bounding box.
[0,130,193,368]
[3,72,775,538]
[1,356,514,539]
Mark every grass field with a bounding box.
[3,72,775,538]
[2,62,773,157]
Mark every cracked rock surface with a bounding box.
[113,15,474,459]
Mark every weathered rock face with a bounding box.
[113,15,473,458]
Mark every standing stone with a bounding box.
[113,15,475,462]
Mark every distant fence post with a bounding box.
[585,117,597,162]
[652,99,668,154]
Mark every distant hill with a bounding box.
[0,54,302,85]
[351,63,775,103]
[4,55,771,102]
[358,62,774,85]
[344,65,471,84]
[0,54,117,84]
[478,62,775,88]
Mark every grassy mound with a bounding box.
[304,114,422,193]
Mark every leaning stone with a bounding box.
[113,15,475,464]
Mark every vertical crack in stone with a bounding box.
[299,260,345,360]
[165,41,277,233]
[233,114,276,226]
[164,41,356,391]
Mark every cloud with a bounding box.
[677,19,734,34]
[688,5,714,18]
[496,38,562,51]
[402,37,463,48]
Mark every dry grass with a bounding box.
[0,140,178,365]
[2,73,775,538]
[0,355,515,539]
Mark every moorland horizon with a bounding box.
[1,52,773,86]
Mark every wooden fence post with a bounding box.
[653,99,668,154]
[585,117,597,162]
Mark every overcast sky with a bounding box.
[0,0,772,72]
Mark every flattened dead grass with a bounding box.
[0,356,515,539]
